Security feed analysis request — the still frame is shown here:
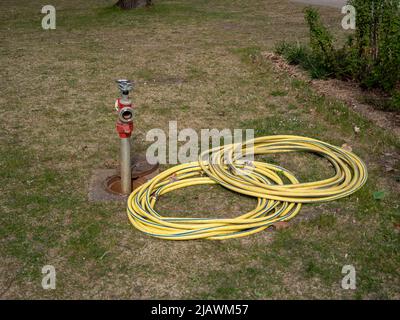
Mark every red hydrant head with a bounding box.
[115,80,135,138]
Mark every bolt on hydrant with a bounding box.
[115,79,134,194]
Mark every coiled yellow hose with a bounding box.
[127,135,367,240]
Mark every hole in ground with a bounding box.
[104,175,147,195]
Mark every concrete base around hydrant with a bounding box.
[88,168,127,202]
[88,155,159,202]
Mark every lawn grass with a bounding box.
[0,0,399,299]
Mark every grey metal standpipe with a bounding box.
[120,138,131,194]
[115,79,134,195]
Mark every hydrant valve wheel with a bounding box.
[117,79,133,95]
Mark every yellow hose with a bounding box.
[127,135,367,240]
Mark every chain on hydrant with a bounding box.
[115,79,134,195]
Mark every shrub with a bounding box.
[350,0,400,91]
[304,8,336,75]
[275,1,400,110]
[388,90,400,111]
[275,41,332,79]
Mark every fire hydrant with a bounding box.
[115,79,134,194]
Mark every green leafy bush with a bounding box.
[275,1,400,110]
[388,91,400,111]
[304,8,336,74]
[350,0,400,91]
[275,41,331,78]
